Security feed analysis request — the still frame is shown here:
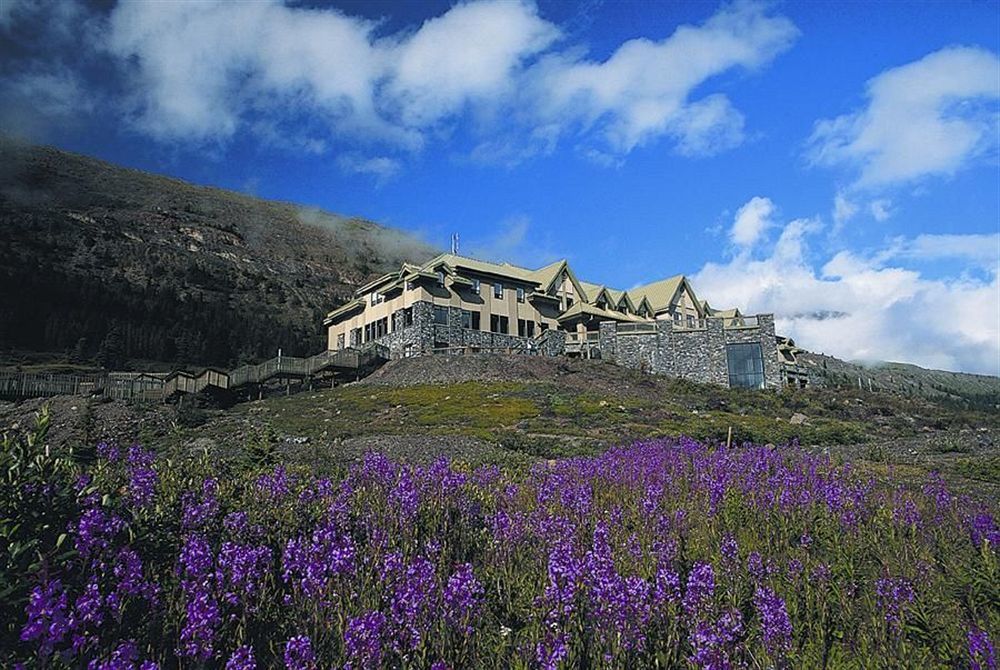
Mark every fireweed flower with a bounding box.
[754,586,792,655]
[256,465,292,498]
[443,563,484,634]
[74,506,125,560]
[875,577,915,635]
[284,635,315,670]
[21,579,70,656]
[967,512,999,552]
[86,639,159,670]
[182,478,219,530]
[384,554,438,652]
[536,631,569,670]
[125,444,158,509]
[683,562,716,617]
[97,441,120,462]
[689,608,744,669]
[968,628,996,670]
[216,542,273,608]
[226,645,257,670]
[720,534,739,569]
[344,610,386,669]
[282,523,355,600]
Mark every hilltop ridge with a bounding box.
[0,138,436,369]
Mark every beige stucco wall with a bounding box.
[326,273,561,350]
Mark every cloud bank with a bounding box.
[695,197,1000,375]
[1,0,798,167]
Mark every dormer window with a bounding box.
[493,282,503,299]
[436,270,445,287]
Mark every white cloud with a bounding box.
[832,190,858,226]
[1,0,798,165]
[385,0,559,127]
[337,154,401,183]
[869,199,892,221]
[694,203,1000,375]
[885,232,1000,266]
[808,46,1000,187]
[730,195,776,248]
[529,0,798,155]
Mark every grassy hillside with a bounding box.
[4,355,996,497]
[0,138,436,370]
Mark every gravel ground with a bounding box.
[0,395,176,452]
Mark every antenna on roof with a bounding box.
[450,233,459,255]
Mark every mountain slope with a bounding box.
[0,138,436,369]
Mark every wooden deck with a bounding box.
[0,344,389,402]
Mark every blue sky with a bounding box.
[1,0,998,374]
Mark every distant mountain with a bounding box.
[0,138,437,369]
[799,351,998,411]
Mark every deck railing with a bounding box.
[0,345,389,402]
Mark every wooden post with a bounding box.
[726,426,732,449]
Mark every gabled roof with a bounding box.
[626,275,685,312]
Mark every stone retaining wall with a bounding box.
[599,315,781,389]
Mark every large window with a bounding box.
[726,342,765,389]
[433,306,449,324]
[490,314,509,334]
[461,309,476,329]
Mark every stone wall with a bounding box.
[600,315,781,389]
[371,301,565,359]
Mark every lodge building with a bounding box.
[324,253,807,389]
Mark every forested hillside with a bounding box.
[0,139,436,369]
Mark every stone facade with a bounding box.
[598,315,781,389]
[373,300,566,358]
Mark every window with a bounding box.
[350,328,362,346]
[433,306,449,324]
[493,282,503,298]
[436,270,446,287]
[727,343,765,389]
[371,292,379,306]
[402,307,414,327]
[471,278,480,295]
[517,318,527,337]
[539,322,549,332]
[566,297,574,308]
[471,311,480,330]
[490,314,509,334]
[336,333,345,350]
[527,321,535,337]
[516,287,525,303]
[406,280,415,291]
[461,309,473,329]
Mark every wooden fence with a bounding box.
[0,344,389,402]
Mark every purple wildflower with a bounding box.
[126,444,158,509]
[969,628,996,670]
[683,562,716,616]
[875,577,915,635]
[226,645,257,670]
[283,635,315,670]
[21,579,70,656]
[754,586,793,655]
[344,611,386,669]
[443,563,484,634]
[181,478,219,530]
